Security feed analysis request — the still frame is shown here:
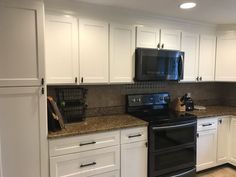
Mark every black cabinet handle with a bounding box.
[200,76,202,81]
[219,119,223,124]
[157,43,160,49]
[80,162,96,168]
[80,141,96,146]
[197,133,199,138]
[161,44,164,49]
[81,77,84,83]
[75,77,78,83]
[202,123,212,127]
[196,77,199,81]
[128,134,142,138]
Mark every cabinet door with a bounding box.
[181,32,199,82]
[121,141,147,177]
[45,15,78,85]
[136,26,160,48]
[217,117,230,165]
[230,118,236,165]
[215,32,236,81]
[197,130,217,171]
[110,24,135,83]
[0,1,45,87]
[160,29,181,50]
[198,35,216,81]
[0,87,48,177]
[79,19,109,84]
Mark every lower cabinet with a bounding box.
[197,116,236,172]
[121,141,147,177]
[197,118,218,171]
[50,146,120,177]
[197,129,217,171]
[217,117,230,165]
[230,117,236,165]
[49,126,147,177]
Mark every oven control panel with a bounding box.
[127,93,170,107]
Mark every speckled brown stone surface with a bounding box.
[191,106,236,118]
[48,114,148,139]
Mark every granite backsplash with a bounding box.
[47,82,230,117]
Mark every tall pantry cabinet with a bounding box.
[0,1,48,177]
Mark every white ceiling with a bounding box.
[73,0,236,24]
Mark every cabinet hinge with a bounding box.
[41,87,45,95]
[41,78,44,85]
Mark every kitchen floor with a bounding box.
[197,166,236,177]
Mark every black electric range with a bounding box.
[126,93,197,177]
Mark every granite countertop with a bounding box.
[48,106,236,139]
[48,114,148,139]
[190,106,236,118]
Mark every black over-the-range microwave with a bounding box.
[134,48,184,81]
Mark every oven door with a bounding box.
[149,121,197,177]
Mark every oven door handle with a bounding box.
[152,122,196,130]
[170,168,196,177]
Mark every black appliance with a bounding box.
[181,93,194,111]
[126,93,197,177]
[135,48,184,81]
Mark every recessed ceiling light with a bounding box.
[179,2,197,9]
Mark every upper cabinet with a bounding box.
[0,1,45,87]
[110,24,135,83]
[45,15,78,85]
[181,32,199,82]
[136,26,181,50]
[79,19,109,84]
[198,35,216,82]
[160,29,181,50]
[136,27,160,48]
[216,32,236,81]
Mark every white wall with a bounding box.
[44,0,216,35]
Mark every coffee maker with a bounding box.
[181,93,194,111]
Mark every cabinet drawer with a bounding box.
[50,146,120,177]
[49,130,120,157]
[197,118,218,131]
[121,126,147,144]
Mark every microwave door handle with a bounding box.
[178,55,184,80]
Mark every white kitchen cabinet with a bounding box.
[197,129,217,171]
[0,1,45,87]
[121,127,147,177]
[45,15,78,85]
[181,32,199,82]
[0,87,48,177]
[50,146,120,177]
[136,26,160,48]
[121,141,147,177]
[217,117,230,165]
[215,32,236,81]
[79,19,109,84]
[197,118,218,171]
[230,117,236,165]
[136,27,181,50]
[110,24,135,83]
[198,35,216,82]
[160,29,181,50]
